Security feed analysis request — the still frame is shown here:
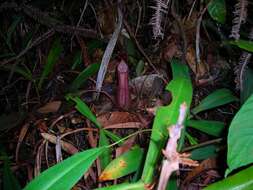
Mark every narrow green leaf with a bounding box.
[65,94,101,128]
[230,40,253,53]
[7,16,22,48]
[190,145,218,160]
[226,94,253,176]
[95,181,145,190]
[204,166,253,190]
[1,64,32,80]
[99,129,111,170]
[69,63,100,92]
[192,89,238,115]
[104,130,123,145]
[24,147,106,190]
[141,59,193,183]
[207,0,226,24]
[100,146,143,181]
[241,68,253,104]
[71,51,82,70]
[38,38,63,89]
[186,120,225,137]
[186,132,198,145]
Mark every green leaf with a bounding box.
[241,68,253,104]
[38,38,63,89]
[190,145,218,160]
[1,64,32,80]
[66,94,101,128]
[99,129,111,170]
[69,63,100,92]
[230,40,253,53]
[100,146,143,181]
[1,150,21,190]
[192,88,238,115]
[141,59,193,183]
[226,94,253,176]
[24,147,106,190]
[207,0,226,24]
[7,16,22,49]
[95,181,145,190]
[185,132,198,145]
[204,166,253,190]
[71,51,82,70]
[104,130,123,144]
[186,120,225,137]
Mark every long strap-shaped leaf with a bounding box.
[141,59,193,184]
[95,6,123,97]
[24,147,106,190]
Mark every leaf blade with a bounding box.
[192,89,238,115]
[226,94,253,176]
[24,147,106,190]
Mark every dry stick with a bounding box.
[182,138,223,152]
[70,0,89,41]
[157,103,198,190]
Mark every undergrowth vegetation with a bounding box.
[0,0,253,189]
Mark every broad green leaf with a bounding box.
[190,145,218,160]
[1,150,21,190]
[241,68,253,104]
[230,40,253,53]
[69,63,100,92]
[38,38,63,89]
[207,0,226,24]
[192,88,238,115]
[135,60,144,77]
[100,146,143,181]
[186,120,225,137]
[66,94,101,128]
[141,59,193,183]
[226,94,253,176]
[204,166,253,190]
[24,147,106,190]
[95,181,145,190]
[99,129,111,170]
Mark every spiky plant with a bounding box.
[230,0,248,40]
[149,0,170,39]
[234,27,253,90]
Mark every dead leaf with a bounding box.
[186,46,209,78]
[116,136,136,157]
[41,133,78,154]
[16,123,30,163]
[182,158,217,187]
[37,101,62,113]
[97,112,140,127]
[104,122,142,129]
